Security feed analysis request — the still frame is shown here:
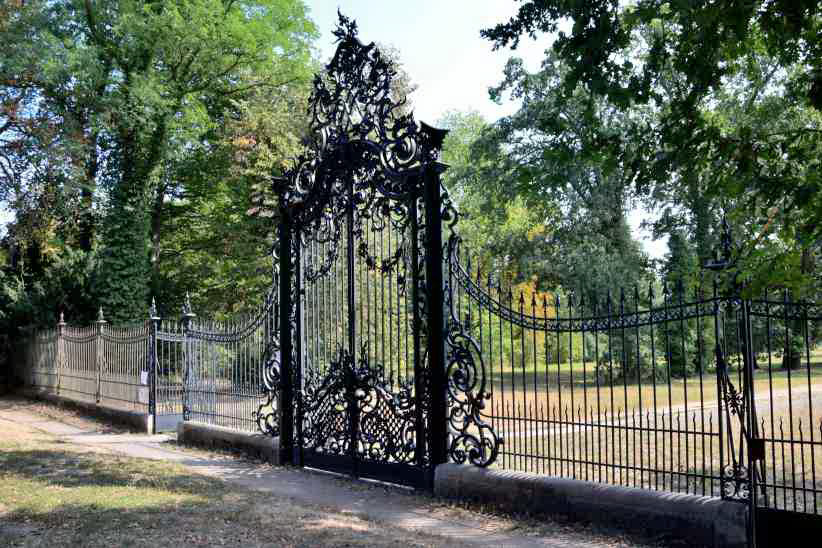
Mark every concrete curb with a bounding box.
[177,421,279,465]
[18,388,153,433]
[434,463,747,548]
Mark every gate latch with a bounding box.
[749,437,766,461]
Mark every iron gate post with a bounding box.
[277,211,295,464]
[147,299,160,433]
[423,164,448,474]
[181,295,196,421]
[95,307,106,403]
[56,312,66,395]
[740,297,760,548]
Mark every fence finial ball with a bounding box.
[58,311,65,325]
[97,306,105,323]
[150,297,159,320]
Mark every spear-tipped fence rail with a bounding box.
[16,291,278,435]
[448,238,822,518]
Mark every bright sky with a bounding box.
[305,0,551,124]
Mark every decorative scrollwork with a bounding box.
[275,12,446,237]
[444,236,501,467]
[721,462,750,501]
[255,338,281,437]
[301,346,418,464]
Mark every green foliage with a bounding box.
[95,181,151,322]
[1,0,318,324]
[0,248,97,331]
[438,109,558,284]
[483,1,822,296]
[449,53,652,298]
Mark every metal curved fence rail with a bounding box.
[17,289,279,434]
[447,237,822,516]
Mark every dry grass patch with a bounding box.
[0,436,452,547]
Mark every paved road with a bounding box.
[0,399,657,548]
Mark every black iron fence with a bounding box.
[448,238,822,516]
[15,293,277,434]
[13,242,821,516]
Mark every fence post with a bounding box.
[56,312,66,395]
[95,307,106,404]
[422,162,448,475]
[147,298,160,434]
[277,211,295,464]
[181,294,196,422]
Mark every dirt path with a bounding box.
[0,396,669,548]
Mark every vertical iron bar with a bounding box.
[148,302,160,433]
[278,211,295,464]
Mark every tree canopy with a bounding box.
[483,0,822,295]
[1,0,317,323]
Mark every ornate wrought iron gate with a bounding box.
[256,15,500,488]
[295,167,428,485]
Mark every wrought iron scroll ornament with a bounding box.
[715,341,750,501]
[445,237,502,467]
[301,346,418,464]
[264,12,501,470]
[255,287,281,436]
[277,12,446,286]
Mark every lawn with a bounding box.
[482,350,822,516]
[0,429,447,547]
[483,349,822,417]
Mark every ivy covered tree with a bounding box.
[1,0,317,323]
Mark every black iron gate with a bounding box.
[255,14,500,488]
[293,162,432,486]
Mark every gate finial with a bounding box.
[182,292,195,318]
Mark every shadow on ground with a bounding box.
[0,444,456,548]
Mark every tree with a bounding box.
[474,53,651,299]
[1,1,317,322]
[437,109,558,285]
[483,1,822,295]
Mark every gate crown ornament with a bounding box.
[278,12,450,228]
